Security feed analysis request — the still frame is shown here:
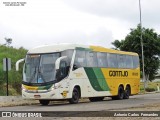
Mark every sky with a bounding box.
[0,0,160,49]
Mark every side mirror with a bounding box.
[73,64,78,70]
[55,56,68,81]
[16,58,25,71]
[55,56,67,70]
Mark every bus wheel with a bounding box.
[69,88,80,104]
[112,86,124,100]
[39,100,50,106]
[124,86,130,99]
[117,86,124,100]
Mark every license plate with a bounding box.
[34,95,41,98]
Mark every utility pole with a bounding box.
[139,0,146,92]
[3,58,11,96]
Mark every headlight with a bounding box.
[54,83,61,89]
[21,85,27,92]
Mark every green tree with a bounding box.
[112,25,160,81]
[4,37,12,47]
[111,40,123,50]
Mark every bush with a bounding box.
[0,45,27,95]
[145,87,155,92]
[0,85,7,96]
[140,87,144,91]
[12,82,21,94]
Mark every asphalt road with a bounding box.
[0,92,160,111]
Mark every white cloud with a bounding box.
[0,0,160,49]
[63,0,160,26]
[62,0,140,23]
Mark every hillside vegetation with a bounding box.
[0,45,27,95]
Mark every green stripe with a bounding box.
[84,68,103,91]
[93,68,110,91]
[76,47,92,51]
[38,84,52,90]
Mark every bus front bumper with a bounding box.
[22,89,67,100]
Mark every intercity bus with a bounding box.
[16,44,140,105]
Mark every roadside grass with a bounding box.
[0,45,27,96]
[140,81,160,93]
[0,84,20,96]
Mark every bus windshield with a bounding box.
[23,53,60,84]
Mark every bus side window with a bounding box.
[56,61,68,81]
[61,49,74,73]
[73,50,86,70]
[107,53,118,68]
[61,50,74,65]
[133,56,139,68]
[86,51,98,67]
[61,61,67,77]
[117,54,126,68]
[97,52,107,68]
[125,55,133,69]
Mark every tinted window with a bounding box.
[40,53,60,82]
[133,56,139,68]
[61,49,74,65]
[107,53,118,68]
[125,55,133,68]
[97,52,107,67]
[86,51,98,67]
[74,50,86,68]
[24,53,60,83]
[117,54,126,68]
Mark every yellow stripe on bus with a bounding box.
[90,46,138,56]
[23,85,38,90]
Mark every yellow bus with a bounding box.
[16,44,140,105]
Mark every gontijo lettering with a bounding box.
[109,71,128,77]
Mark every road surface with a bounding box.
[0,93,160,111]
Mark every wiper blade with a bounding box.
[38,67,46,83]
[29,67,37,83]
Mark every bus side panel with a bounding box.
[68,67,140,98]
[101,68,140,96]
[68,68,94,97]
[69,68,112,98]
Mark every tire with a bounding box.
[112,86,124,100]
[69,88,80,104]
[124,86,130,99]
[39,100,50,106]
[89,97,104,102]
[117,86,124,100]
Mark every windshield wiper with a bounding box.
[38,67,46,83]
[29,67,37,83]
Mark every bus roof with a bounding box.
[27,44,138,56]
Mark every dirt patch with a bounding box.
[0,96,39,107]
[119,102,160,111]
